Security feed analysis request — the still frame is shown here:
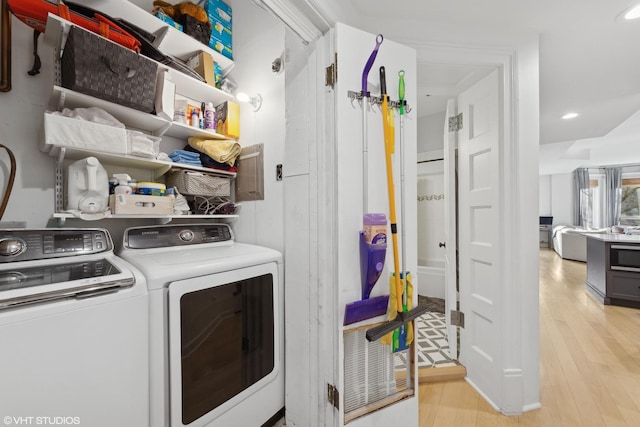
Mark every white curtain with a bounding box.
[605,167,622,226]
[573,168,591,227]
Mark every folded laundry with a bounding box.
[183,145,237,172]
[169,149,200,160]
[168,149,203,167]
[188,137,241,167]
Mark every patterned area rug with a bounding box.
[393,299,457,370]
[414,312,456,368]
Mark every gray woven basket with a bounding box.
[165,170,231,197]
[61,26,157,113]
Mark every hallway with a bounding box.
[418,247,640,426]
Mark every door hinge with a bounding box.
[325,53,337,89]
[327,383,339,409]
[451,310,465,328]
[448,113,463,132]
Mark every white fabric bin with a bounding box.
[43,112,127,154]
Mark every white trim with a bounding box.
[258,0,323,42]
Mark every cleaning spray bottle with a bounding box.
[113,174,133,195]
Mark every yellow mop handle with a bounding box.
[380,69,403,314]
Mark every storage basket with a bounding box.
[165,169,230,197]
[61,26,158,113]
[178,15,212,45]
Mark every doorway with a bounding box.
[415,62,495,378]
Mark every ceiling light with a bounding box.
[562,112,580,120]
[625,5,640,20]
[616,4,640,22]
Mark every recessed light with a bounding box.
[616,4,640,22]
[625,5,640,20]
[562,112,580,120]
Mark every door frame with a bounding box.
[407,42,540,414]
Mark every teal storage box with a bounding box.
[207,0,232,59]
[207,0,232,27]
[155,10,183,31]
[211,20,232,46]
[209,34,233,60]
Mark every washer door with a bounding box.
[168,262,279,427]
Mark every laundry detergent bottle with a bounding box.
[66,157,109,213]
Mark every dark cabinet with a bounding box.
[585,236,640,308]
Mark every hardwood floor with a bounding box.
[418,248,640,426]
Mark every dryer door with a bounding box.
[167,262,280,427]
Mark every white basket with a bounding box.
[165,170,230,196]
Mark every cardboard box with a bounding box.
[42,112,127,154]
[155,10,183,31]
[109,194,174,215]
[187,51,216,88]
[215,101,240,138]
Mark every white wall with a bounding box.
[539,175,551,216]
[0,17,55,228]
[539,173,573,226]
[416,160,445,266]
[551,174,573,225]
[417,112,445,153]
[224,0,285,252]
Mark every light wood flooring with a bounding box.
[418,247,640,426]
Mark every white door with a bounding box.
[456,70,502,403]
[443,99,458,358]
[331,23,418,427]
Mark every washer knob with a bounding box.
[178,230,194,242]
[0,238,26,257]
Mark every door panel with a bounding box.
[458,69,501,404]
[333,22,418,426]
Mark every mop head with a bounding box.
[381,272,413,348]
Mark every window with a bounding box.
[620,175,640,225]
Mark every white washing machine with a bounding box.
[118,223,284,427]
[0,228,149,427]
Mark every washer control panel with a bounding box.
[125,224,233,249]
[0,229,113,263]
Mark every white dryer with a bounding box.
[118,223,284,427]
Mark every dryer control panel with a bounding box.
[124,224,234,249]
[0,229,113,263]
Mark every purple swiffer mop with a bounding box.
[344,35,389,326]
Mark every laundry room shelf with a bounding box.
[51,213,239,225]
[47,86,171,136]
[163,122,231,141]
[47,146,173,177]
[44,14,235,139]
[43,1,234,76]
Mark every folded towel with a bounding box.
[183,145,237,172]
[169,153,201,162]
[169,149,200,160]
[188,137,241,167]
[170,158,202,166]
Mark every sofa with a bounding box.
[552,225,610,262]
